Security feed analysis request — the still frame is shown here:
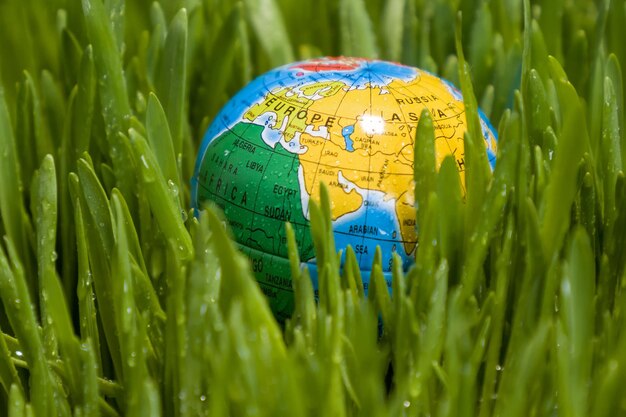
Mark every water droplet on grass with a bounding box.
[167,179,180,198]
[140,155,150,169]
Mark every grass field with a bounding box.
[0,0,625,415]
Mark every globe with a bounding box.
[192,57,497,320]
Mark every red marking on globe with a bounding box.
[290,57,366,72]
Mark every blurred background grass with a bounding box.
[0,0,625,416]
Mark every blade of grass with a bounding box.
[146,93,180,199]
[600,76,622,229]
[494,322,551,417]
[82,0,139,213]
[540,57,588,261]
[414,108,437,231]
[436,156,464,277]
[78,342,101,417]
[455,12,491,233]
[155,9,188,157]
[556,227,595,417]
[0,327,22,395]
[0,82,34,295]
[200,3,246,120]
[75,158,122,379]
[381,0,405,61]
[145,2,166,87]
[0,238,58,417]
[32,155,60,362]
[369,247,391,330]
[59,28,83,91]
[8,383,25,417]
[72,45,97,158]
[111,188,164,369]
[242,0,294,66]
[178,212,222,416]
[343,245,364,299]
[162,231,186,417]
[81,0,131,135]
[478,215,514,417]
[70,182,102,372]
[460,102,518,297]
[15,72,47,187]
[286,222,316,334]
[206,207,286,357]
[40,70,66,151]
[44,247,85,409]
[468,2,494,93]
[111,191,154,415]
[339,0,378,58]
[129,128,193,260]
[412,259,448,410]
[104,0,124,54]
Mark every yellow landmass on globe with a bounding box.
[300,81,345,97]
[244,81,347,143]
[244,86,313,142]
[244,72,497,256]
[395,191,417,254]
[298,73,486,255]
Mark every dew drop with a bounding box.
[140,155,150,169]
[168,179,179,197]
[127,351,137,367]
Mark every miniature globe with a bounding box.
[192,57,497,320]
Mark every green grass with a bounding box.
[0,0,625,415]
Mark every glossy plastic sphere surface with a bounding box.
[192,57,497,320]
